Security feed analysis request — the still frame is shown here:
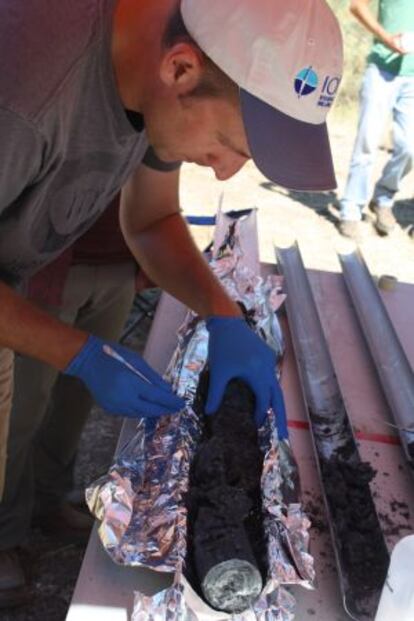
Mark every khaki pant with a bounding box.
[0,262,136,550]
[0,348,13,499]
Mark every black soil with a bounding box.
[184,371,267,606]
[321,450,389,611]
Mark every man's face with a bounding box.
[144,93,251,181]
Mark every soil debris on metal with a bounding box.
[321,456,388,606]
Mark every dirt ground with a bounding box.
[3,114,413,621]
[181,110,414,284]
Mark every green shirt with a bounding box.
[368,0,414,76]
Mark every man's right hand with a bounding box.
[384,33,406,55]
[349,2,407,56]
[64,335,185,418]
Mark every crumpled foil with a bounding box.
[132,576,297,621]
[86,217,314,620]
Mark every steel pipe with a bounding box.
[276,243,389,621]
[339,249,414,467]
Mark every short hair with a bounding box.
[162,6,192,48]
[162,7,238,99]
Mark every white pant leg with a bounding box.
[340,65,397,220]
[373,74,414,207]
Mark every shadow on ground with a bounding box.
[394,198,414,237]
[260,181,340,225]
[260,182,414,238]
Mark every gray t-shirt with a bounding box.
[0,0,173,286]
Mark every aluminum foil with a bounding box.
[132,576,297,621]
[86,218,314,619]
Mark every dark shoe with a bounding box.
[33,500,94,545]
[338,220,361,240]
[369,201,396,235]
[0,548,31,609]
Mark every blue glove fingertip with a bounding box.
[172,396,186,413]
[272,389,289,441]
[205,371,228,416]
[254,407,267,428]
[205,391,221,416]
[277,416,289,441]
[250,380,272,428]
[204,400,216,416]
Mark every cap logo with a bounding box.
[318,76,341,108]
[294,67,318,97]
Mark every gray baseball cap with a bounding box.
[181,0,343,191]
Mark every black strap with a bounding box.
[124,109,144,133]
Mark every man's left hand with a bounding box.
[205,316,288,436]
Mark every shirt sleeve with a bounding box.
[142,145,181,173]
[0,107,44,217]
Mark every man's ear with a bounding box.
[159,43,203,94]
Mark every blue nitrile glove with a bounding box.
[65,336,185,418]
[205,316,288,436]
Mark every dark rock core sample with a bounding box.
[185,372,267,613]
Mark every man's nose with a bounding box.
[213,154,249,181]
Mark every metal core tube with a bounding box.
[339,249,414,467]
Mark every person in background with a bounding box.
[339,0,414,239]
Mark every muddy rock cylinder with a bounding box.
[193,486,263,612]
[186,375,266,613]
